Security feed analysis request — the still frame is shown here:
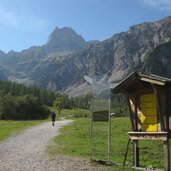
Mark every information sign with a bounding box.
[140,94,157,132]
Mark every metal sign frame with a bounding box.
[84,74,113,162]
[90,98,111,162]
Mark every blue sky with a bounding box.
[0,0,171,53]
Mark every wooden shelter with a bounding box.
[111,72,171,171]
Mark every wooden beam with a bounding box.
[163,140,170,171]
[151,84,165,131]
[163,89,169,131]
[128,132,168,141]
[141,77,165,86]
[127,95,136,131]
[133,140,139,167]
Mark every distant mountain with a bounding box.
[45,27,87,53]
[0,16,171,96]
[0,50,6,62]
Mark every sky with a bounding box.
[0,0,171,53]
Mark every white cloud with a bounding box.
[0,6,48,31]
[139,0,171,10]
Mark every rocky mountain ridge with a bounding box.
[0,16,171,96]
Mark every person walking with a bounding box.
[51,112,56,126]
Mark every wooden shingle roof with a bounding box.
[111,72,171,94]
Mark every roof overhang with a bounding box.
[111,72,171,94]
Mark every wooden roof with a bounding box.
[111,72,171,94]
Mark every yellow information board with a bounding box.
[140,94,158,132]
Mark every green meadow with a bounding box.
[0,108,167,171]
[0,120,46,142]
[48,114,166,171]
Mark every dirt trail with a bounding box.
[0,120,106,171]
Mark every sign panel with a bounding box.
[93,110,109,122]
[140,94,158,132]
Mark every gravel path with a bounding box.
[0,120,107,171]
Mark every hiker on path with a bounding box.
[51,112,56,126]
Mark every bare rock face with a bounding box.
[0,16,171,96]
[46,27,87,53]
[109,16,171,81]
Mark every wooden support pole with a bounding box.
[108,98,111,162]
[127,96,136,131]
[133,140,139,167]
[152,84,165,131]
[163,139,170,171]
[90,99,94,162]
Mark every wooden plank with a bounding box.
[140,94,156,102]
[140,115,157,124]
[163,140,170,171]
[128,132,168,141]
[152,85,165,131]
[141,123,158,132]
[127,96,136,131]
[141,101,156,108]
[140,94,158,132]
[134,97,139,131]
[140,77,165,86]
[161,91,168,131]
[133,140,139,167]
[141,108,157,115]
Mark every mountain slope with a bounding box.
[141,41,171,76]
[45,27,87,53]
[1,16,171,96]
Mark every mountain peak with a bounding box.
[46,26,87,53]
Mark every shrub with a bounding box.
[0,94,50,120]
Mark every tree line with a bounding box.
[0,94,49,120]
[0,80,128,120]
[0,81,56,106]
[0,80,92,120]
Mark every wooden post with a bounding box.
[152,84,165,131]
[108,98,111,162]
[90,99,94,162]
[127,96,136,131]
[133,140,139,167]
[163,139,170,171]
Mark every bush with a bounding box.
[0,94,50,120]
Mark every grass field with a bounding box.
[0,108,167,170]
[48,116,166,171]
[0,120,47,142]
[54,108,91,119]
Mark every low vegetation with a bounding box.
[48,116,166,171]
[1,80,161,170]
[0,94,50,120]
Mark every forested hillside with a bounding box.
[0,81,94,120]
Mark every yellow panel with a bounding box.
[141,101,156,108]
[142,123,158,132]
[141,108,157,116]
[141,115,157,124]
[140,94,158,132]
[140,94,156,102]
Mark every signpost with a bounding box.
[84,75,112,163]
[90,98,111,162]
